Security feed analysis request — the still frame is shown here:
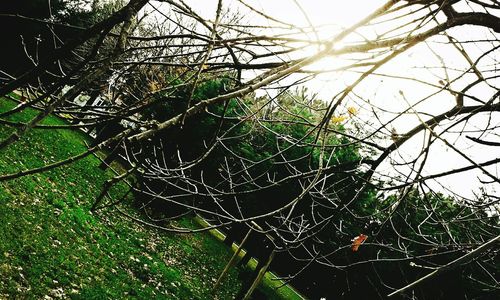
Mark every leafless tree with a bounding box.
[0,0,499,298]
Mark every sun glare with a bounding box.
[179,0,498,199]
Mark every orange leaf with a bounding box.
[351,234,368,251]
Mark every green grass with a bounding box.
[0,97,243,299]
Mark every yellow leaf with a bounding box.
[330,115,347,124]
[347,106,357,116]
[148,81,161,92]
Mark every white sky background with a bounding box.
[147,0,499,201]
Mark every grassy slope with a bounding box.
[0,98,244,299]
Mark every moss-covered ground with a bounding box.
[0,97,244,299]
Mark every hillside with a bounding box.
[0,97,244,299]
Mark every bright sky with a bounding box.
[180,0,382,24]
[152,0,499,201]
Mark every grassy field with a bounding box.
[0,97,245,299]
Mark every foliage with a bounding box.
[0,0,126,84]
[131,83,378,297]
[370,189,500,299]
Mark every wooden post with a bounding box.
[213,228,252,292]
[242,249,276,300]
